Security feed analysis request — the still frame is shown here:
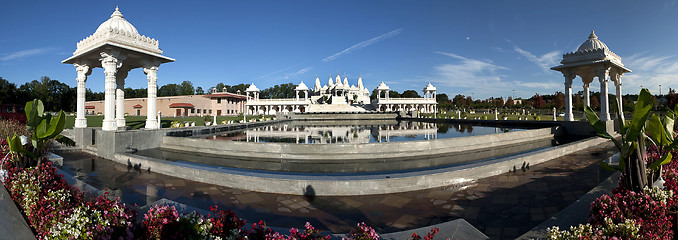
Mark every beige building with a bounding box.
[85,90,247,117]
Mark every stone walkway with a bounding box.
[0,182,35,239]
[57,140,616,239]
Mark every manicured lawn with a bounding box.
[430,112,573,121]
[64,115,264,129]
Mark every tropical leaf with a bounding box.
[24,100,38,130]
[650,152,672,170]
[585,106,611,138]
[668,106,678,150]
[35,99,44,117]
[600,161,620,172]
[627,89,653,140]
[54,134,75,147]
[36,118,49,139]
[647,114,665,147]
[7,135,23,152]
[45,111,65,139]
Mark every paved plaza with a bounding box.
[58,141,615,239]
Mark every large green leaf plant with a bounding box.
[586,88,678,191]
[5,99,74,169]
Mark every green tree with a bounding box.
[260,83,296,99]
[86,89,105,101]
[554,91,565,110]
[0,77,19,104]
[436,93,449,104]
[196,87,205,95]
[158,83,180,97]
[452,94,467,107]
[400,90,421,98]
[179,81,195,95]
[229,83,250,95]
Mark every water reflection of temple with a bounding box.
[233,121,439,144]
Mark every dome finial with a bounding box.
[111,6,123,18]
[589,30,598,40]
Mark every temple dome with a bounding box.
[576,30,608,52]
[94,7,139,36]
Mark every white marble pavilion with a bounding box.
[551,31,630,122]
[244,74,437,115]
[62,7,174,131]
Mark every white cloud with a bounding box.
[403,52,511,98]
[321,28,403,62]
[255,64,312,83]
[282,67,312,80]
[0,47,57,61]
[623,53,678,94]
[509,42,560,71]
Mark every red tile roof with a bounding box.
[85,106,95,109]
[204,92,247,99]
[169,103,195,108]
[133,104,143,108]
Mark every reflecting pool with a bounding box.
[202,120,526,144]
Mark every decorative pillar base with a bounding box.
[116,118,126,128]
[102,119,117,131]
[145,120,158,130]
[75,118,87,128]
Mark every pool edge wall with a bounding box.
[160,127,556,161]
[112,135,609,196]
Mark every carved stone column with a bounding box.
[612,72,625,123]
[581,74,593,120]
[100,50,125,131]
[563,72,576,121]
[116,68,130,128]
[597,67,611,121]
[143,62,160,129]
[74,63,91,128]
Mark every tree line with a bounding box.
[4,76,672,113]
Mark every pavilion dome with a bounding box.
[377,81,390,90]
[576,30,608,52]
[296,81,309,91]
[94,7,139,36]
[245,83,259,92]
[424,82,437,91]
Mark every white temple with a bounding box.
[551,31,630,123]
[62,7,174,131]
[245,74,437,115]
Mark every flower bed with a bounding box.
[548,146,678,239]
[1,142,440,239]
[2,113,443,239]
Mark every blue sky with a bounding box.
[2,0,678,99]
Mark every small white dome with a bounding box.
[296,81,309,91]
[424,82,437,91]
[95,7,139,36]
[245,83,260,92]
[576,30,608,52]
[377,81,390,90]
